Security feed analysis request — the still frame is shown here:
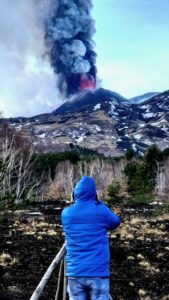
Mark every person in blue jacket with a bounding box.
[61,176,121,300]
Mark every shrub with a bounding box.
[107,181,121,204]
[124,161,155,195]
[125,149,135,161]
[152,204,169,217]
[129,194,153,206]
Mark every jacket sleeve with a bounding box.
[105,207,121,230]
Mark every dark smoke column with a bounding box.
[45,0,97,96]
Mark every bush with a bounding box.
[129,194,153,206]
[33,151,80,180]
[107,181,121,204]
[0,193,16,210]
[124,161,155,195]
[152,204,169,217]
[125,149,135,161]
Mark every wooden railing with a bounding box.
[30,243,113,300]
[30,244,66,300]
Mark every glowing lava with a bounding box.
[80,74,96,90]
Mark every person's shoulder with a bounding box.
[97,201,116,214]
[97,200,107,206]
[96,200,109,211]
[96,200,104,205]
[61,204,75,215]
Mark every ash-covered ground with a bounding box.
[0,205,169,300]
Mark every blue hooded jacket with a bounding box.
[61,176,121,277]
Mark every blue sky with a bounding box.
[93,0,169,97]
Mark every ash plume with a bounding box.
[45,0,97,95]
[0,0,62,117]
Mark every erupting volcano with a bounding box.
[45,0,97,96]
[80,74,96,90]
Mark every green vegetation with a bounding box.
[124,145,169,205]
[33,148,123,180]
[125,149,135,161]
[0,160,14,209]
[129,194,153,206]
[33,151,80,180]
[124,160,155,195]
[152,204,169,217]
[1,122,169,211]
[107,181,121,204]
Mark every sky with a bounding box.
[0,0,169,117]
[93,0,169,98]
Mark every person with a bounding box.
[61,176,121,300]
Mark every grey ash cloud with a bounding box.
[45,0,97,95]
[0,0,62,117]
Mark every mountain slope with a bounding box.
[129,92,159,104]
[2,88,169,157]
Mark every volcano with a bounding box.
[2,88,169,157]
[80,74,96,91]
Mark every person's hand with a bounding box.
[112,207,121,216]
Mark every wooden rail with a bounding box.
[30,243,66,300]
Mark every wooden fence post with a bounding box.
[30,244,66,300]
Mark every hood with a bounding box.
[74,176,97,202]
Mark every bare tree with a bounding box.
[44,157,127,200]
[163,158,169,195]
[155,161,166,198]
[0,123,41,204]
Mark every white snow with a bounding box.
[162,125,168,132]
[142,112,155,119]
[151,120,164,126]
[134,133,142,139]
[132,143,137,151]
[144,139,152,145]
[141,105,148,109]
[149,201,163,206]
[109,102,115,113]
[15,125,22,131]
[93,124,101,132]
[141,104,152,113]
[75,133,86,143]
[39,133,46,138]
[138,151,144,156]
[26,212,42,216]
[93,103,101,111]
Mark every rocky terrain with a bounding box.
[0,205,169,300]
[2,88,169,156]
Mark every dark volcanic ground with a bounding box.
[0,205,169,300]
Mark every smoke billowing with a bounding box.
[45,0,97,95]
[0,0,97,117]
[0,0,62,117]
